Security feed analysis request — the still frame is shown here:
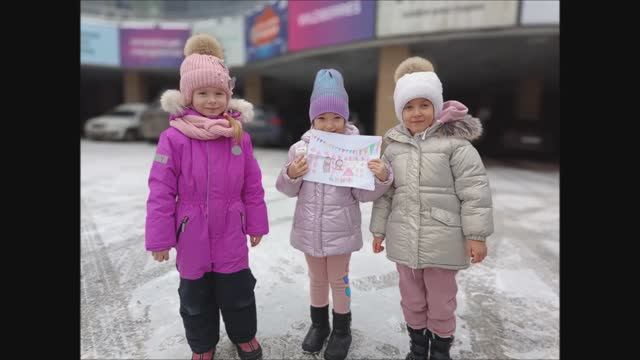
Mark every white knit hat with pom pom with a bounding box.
[393,57,443,122]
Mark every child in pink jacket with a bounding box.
[145,34,268,360]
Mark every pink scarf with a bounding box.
[169,108,242,140]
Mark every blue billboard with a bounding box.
[81,21,120,66]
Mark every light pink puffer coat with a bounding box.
[276,124,393,257]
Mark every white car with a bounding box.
[84,103,149,141]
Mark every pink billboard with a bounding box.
[288,0,375,52]
[120,28,191,69]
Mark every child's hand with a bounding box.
[466,240,487,263]
[152,250,170,262]
[372,236,385,253]
[250,235,262,247]
[368,159,389,182]
[287,155,309,179]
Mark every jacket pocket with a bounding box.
[430,207,462,227]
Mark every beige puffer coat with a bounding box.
[370,112,493,270]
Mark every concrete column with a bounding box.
[244,72,263,106]
[374,45,410,136]
[123,70,147,103]
[516,77,543,121]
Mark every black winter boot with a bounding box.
[302,305,331,353]
[428,330,453,360]
[405,325,429,360]
[323,310,352,360]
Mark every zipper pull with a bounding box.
[180,216,189,233]
[176,216,189,238]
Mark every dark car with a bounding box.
[500,122,558,156]
[243,105,293,147]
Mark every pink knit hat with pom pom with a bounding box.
[179,33,235,105]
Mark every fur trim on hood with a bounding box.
[432,114,483,141]
[227,98,254,123]
[433,100,482,141]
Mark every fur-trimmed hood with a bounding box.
[159,89,255,123]
[385,100,483,143]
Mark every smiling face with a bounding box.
[313,112,346,133]
[191,87,228,117]
[402,98,434,135]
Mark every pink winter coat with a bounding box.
[275,124,393,257]
[145,100,268,280]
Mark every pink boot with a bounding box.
[235,337,263,360]
[191,348,214,360]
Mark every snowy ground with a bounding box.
[81,139,559,359]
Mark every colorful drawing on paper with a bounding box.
[302,130,382,190]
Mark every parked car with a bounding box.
[243,105,293,147]
[139,98,170,143]
[84,103,148,141]
[501,122,557,156]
